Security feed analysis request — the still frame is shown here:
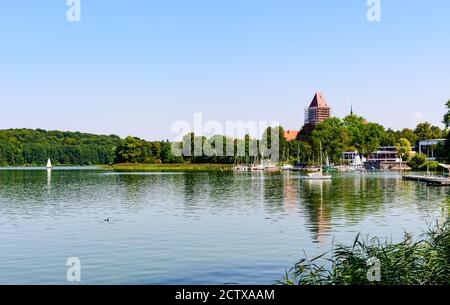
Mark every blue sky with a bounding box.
[0,0,449,140]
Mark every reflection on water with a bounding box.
[300,180,332,244]
[47,168,52,191]
[0,169,447,284]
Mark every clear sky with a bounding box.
[0,0,449,140]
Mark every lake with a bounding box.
[0,168,447,284]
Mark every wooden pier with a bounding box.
[402,175,450,187]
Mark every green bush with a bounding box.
[427,161,440,171]
[408,153,427,170]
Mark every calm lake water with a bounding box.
[0,168,447,284]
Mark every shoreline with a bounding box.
[103,163,235,172]
[0,163,446,174]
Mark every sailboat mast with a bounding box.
[319,141,323,172]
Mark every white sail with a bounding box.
[353,155,362,167]
[46,159,52,168]
[300,141,332,180]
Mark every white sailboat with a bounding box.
[300,142,332,180]
[281,164,294,170]
[250,154,264,171]
[46,158,52,169]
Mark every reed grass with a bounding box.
[281,219,449,285]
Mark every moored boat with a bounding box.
[281,164,294,171]
[298,141,332,180]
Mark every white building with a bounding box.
[418,139,446,160]
[342,151,366,166]
[367,146,401,162]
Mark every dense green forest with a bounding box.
[0,129,186,166]
[0,101,448,166]
[0,129,121,166]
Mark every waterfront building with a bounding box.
[342,151,366,166]
[365,146,413,170]
[283,130,300,142]
[304,92,331,125]
[418,139,446,160]
[367,146,401,162]
[342,151,359,163]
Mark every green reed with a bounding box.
[281,219,449,285]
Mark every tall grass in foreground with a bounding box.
[281,219,449,285]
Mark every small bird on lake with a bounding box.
[104,218,109,222]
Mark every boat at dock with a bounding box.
[233,165,249,172]
[299,141,332,180]
[250,166,264,171]
[264,163,280,172]
[299,171,332,180]
[281,164,294,171]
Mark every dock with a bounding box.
[402,175,450,187]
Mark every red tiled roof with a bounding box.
[284,130,300,141]
[309,92,329,108]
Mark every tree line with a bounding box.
[113,102,449,166]
[0,101,449,166]
[108,107,449,166]
[0,129,121,166]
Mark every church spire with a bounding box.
[350,103,353,115]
